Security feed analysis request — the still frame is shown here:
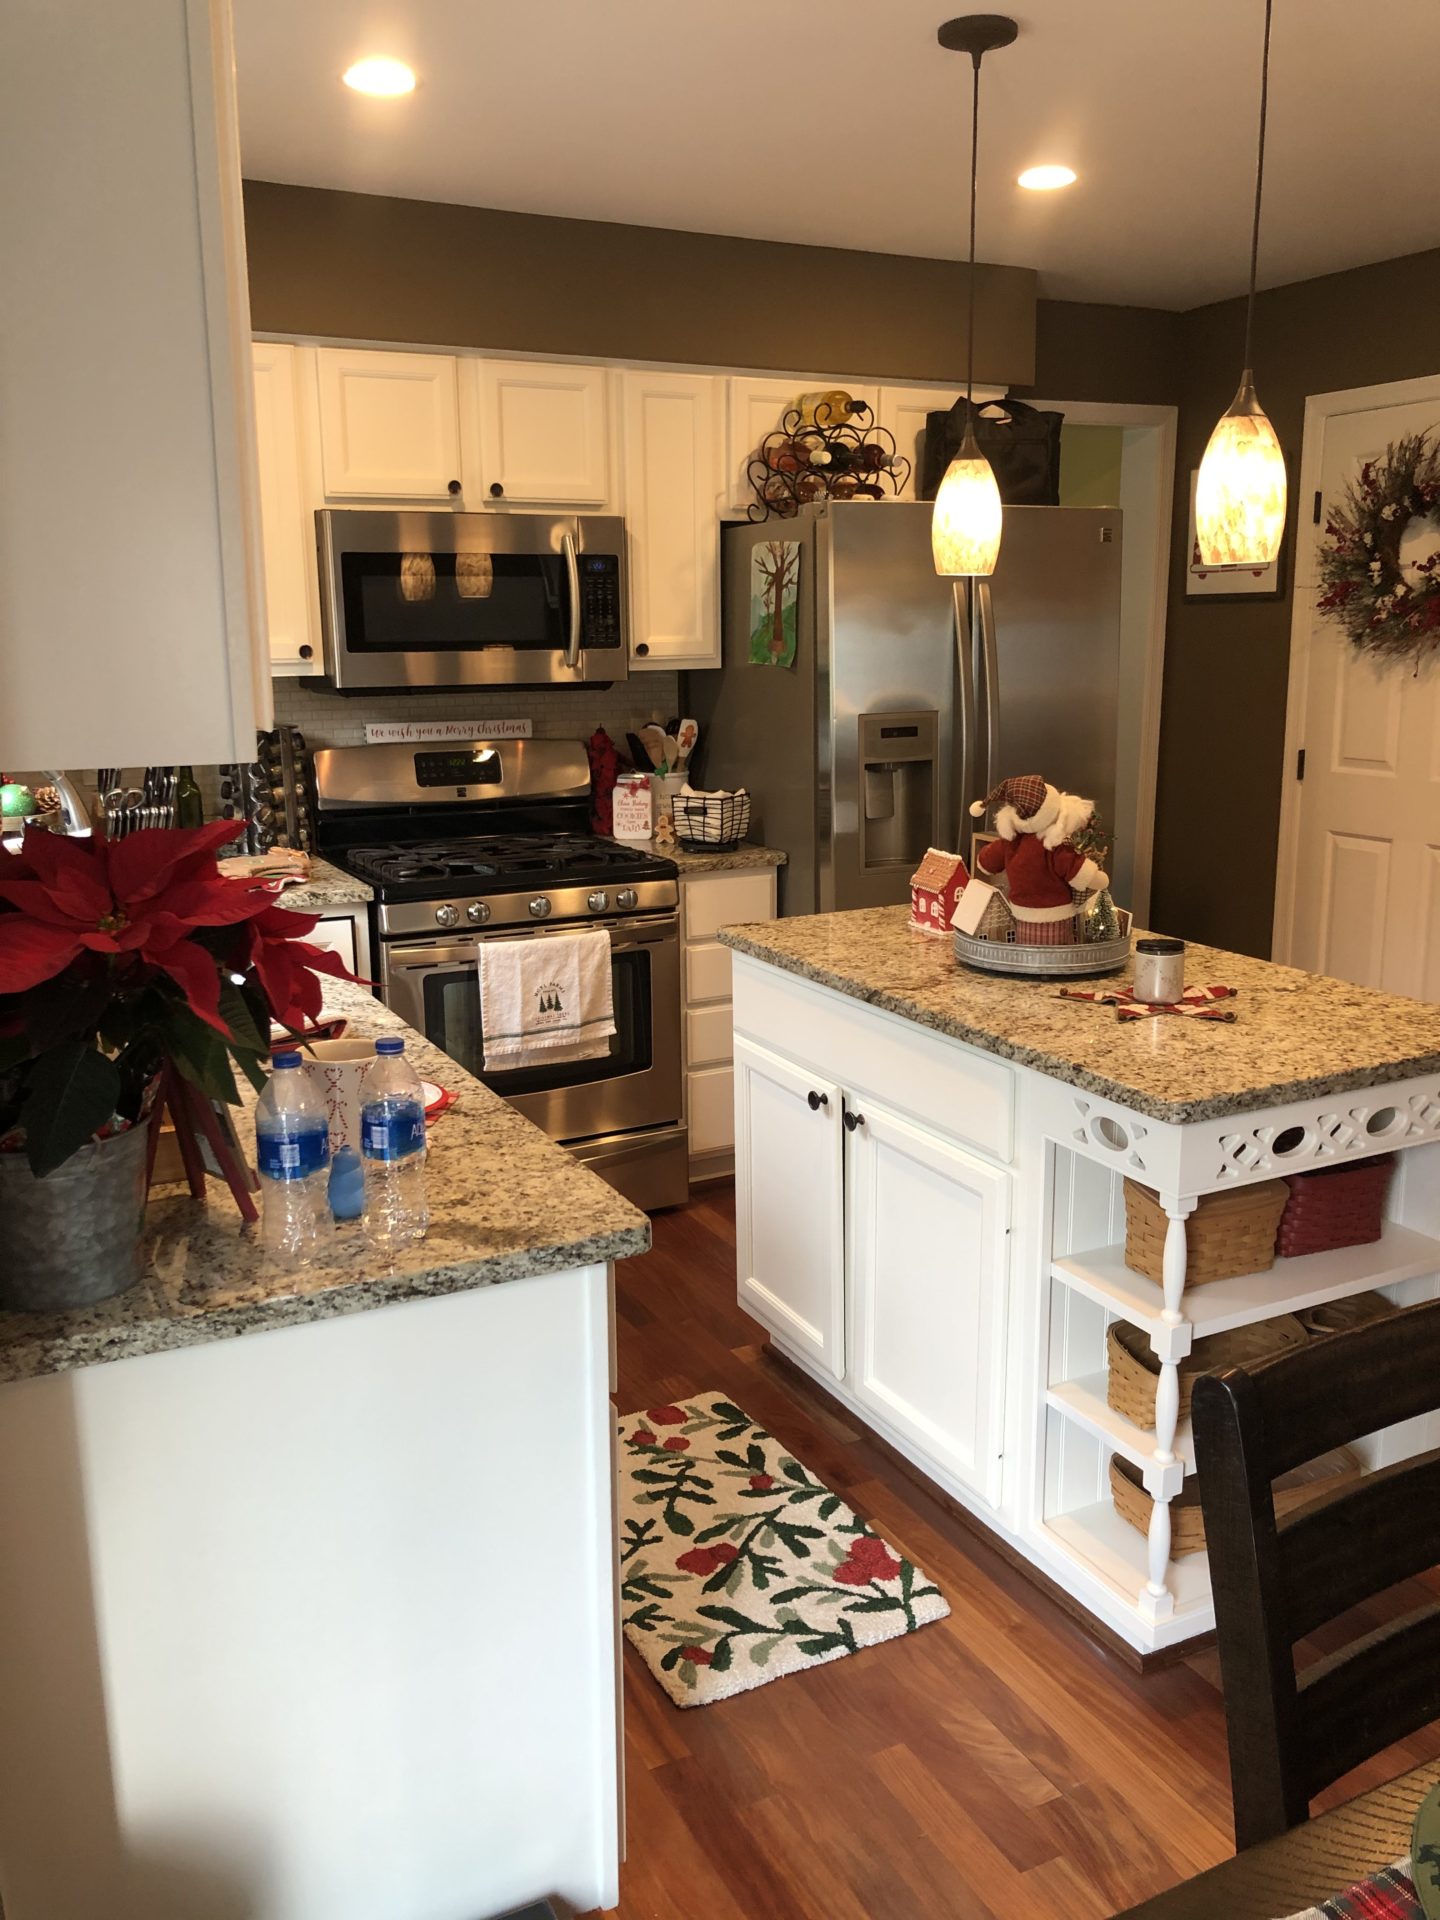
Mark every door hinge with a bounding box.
[1312,491,1322,525]
[1296,748,1307,781]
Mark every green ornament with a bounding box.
[0,783,36,819]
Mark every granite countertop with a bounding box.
[718,905,1440,1126]
[279,857,373,913]
[0,979,649,1386]
[618,838,787,875]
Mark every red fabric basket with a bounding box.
[1275,1154,1395,1259]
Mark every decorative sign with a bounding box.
[364,719,533,745]
[611,774,654,843]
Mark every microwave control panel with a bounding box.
[579,554,623,651]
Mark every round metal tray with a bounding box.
[953,928,1131,979]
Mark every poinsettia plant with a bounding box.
[0,822,352,1176]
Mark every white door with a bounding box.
[477,360,610,505]
[724,376,879,515]
[622,369,721,669]
[1285,387,1440,998]
[316,348,463,499]
[845,1096,1010,1506]
[733,1036,845,1378]
[250,342,317,673]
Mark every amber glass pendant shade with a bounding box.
[1195,374,1287,567]
[931,426,1003,576]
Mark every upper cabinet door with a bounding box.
[250,343,317,674]
[845,1096,1010,1507]
[316,348,463,499]
[725,376,880,515]
[622,370,721,671]
[477,361,610,505]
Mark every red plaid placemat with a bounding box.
[1281,1857,1419,1919]
[1059,983,1239,1023]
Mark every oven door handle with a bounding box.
[561,531,582,670]
[383,921,677,971]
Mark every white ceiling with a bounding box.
[233,0,1440,311]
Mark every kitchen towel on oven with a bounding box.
[478,930,616,1071]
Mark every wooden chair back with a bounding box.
[1191,1295,1440,1850]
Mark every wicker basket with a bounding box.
[1295,1288,1397,1338]
[1110,1445,1365,1557]
[1276,1155,1394,1259]
[1105,1314,1308,1430]
[1123,1178,1289,1286]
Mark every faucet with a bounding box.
[43,771,93,836]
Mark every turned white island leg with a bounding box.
[1139,1196,1195,1625]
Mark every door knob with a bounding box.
[806,1090,828,1111]
[489,482,504,498]
[447,479,462,496]
[844,1109,865,1132]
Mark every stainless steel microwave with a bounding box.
[313,509,629,690]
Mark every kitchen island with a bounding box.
[719,906,1440,1659]
[0,979,648,1920]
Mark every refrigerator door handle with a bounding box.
[952,579,977,846]
[977,579,1001,800]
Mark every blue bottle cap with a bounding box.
[375,1037,404,1056]
[271,1050,302,1069]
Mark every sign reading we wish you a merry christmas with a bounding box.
[363,719,534,744]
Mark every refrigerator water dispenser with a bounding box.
[858,711,938,871]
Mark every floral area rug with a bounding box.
[617,1391,950,1707]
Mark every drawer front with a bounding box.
[683,871,775,944]
[688,1064,735,1155]
[687,1002,734,1070]
[732,957,1014,1164]
[685,941,733,1007]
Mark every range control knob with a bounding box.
[528,896,552,920]
[434,903,460,928]
[587,889,610,913]
[467,901,491,924]
[616,887,638,910]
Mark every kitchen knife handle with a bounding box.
[978,579,1000,802]
[562,531,582,670]
[952,579,976,845]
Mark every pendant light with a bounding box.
[1194,0,1287,567]
[931,14,1016,578]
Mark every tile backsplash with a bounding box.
[269,674,681,751]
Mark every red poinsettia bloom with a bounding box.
[0,824,350,1034]
[675,1542,739,1576]
[629,1428,657,1448]
[678,1645,713,1666]
[749,1472,775,1490]
[832,1534,903,1587]
[661,1436,689,1452]
[646,1405,688,1426]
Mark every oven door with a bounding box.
[379,914,681,1146]
[315,509,628,690]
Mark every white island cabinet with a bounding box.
[724,908,1440,1660]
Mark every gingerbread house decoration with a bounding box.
[909,847,970,935]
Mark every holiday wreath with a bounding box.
[1317,430,1440,667]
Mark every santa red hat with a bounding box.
[971,775,1049,829]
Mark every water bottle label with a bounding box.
[361,1103,426,1162]
[257,1125,329,1182]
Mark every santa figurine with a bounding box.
[970,775,1109,946]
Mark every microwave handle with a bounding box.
[562,531,582,669]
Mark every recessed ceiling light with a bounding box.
[343,56,416,98]
[1018,165,1076,191]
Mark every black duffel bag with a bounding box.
[919,397,1064,505]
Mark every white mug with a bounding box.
[302,1039,376,1153]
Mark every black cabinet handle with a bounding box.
[489,482,504,498]
[806,1090,828,1111]
[298,644,314,660]
[447,479,462,496]
[844,1109,865,1132]
[635,642,650,657]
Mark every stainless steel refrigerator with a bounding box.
[692,501,1124,917]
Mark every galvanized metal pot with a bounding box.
[0,1123,149,1312]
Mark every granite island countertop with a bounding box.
[718,905,1440,1126]
[0,978,649,1386]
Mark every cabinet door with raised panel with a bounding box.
[845,1095,1010,1505]
[477,360,610,504]
[734,1037,844,1379]
[250,343,317,673]
[725,376,880,514]
[623,370,722,669]
[316,348,463,499]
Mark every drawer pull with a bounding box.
[806,1089,829,1112]
[844,1109,865,1132]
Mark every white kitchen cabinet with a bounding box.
[734,1036,845,1381]
[477,360,610,505]
[250,342,319,673]
[846,1096,1010,1507]
[316,348,464,500]
[622,370,723,670]
[681,869,778,1178]
[2,0,266,769]
[725,376,880,514]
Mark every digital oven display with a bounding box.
[413,749,504,789]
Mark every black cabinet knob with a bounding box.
[298,644,314,660]
[844,1109,865,1132]
[447,479,462,496]
[807,1090,828,1111]
[635,642,650,657]
[489,482,504,498]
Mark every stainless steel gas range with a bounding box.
[313,740,686,1211]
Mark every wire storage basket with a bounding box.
[672,789,752,850]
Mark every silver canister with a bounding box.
[0,1123,150,1312]
[1132,937,1186,1005]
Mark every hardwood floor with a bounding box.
[588,1186,1440,1919]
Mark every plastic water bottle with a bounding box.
[255,1051,332,1264]
[360,1037,429,1247]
